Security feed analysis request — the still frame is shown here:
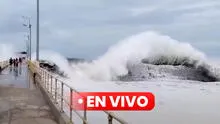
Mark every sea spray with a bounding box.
[32,50,72,75]
[70,31,206,81]
[37,31,220,82]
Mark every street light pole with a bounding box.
[36,0,40,61]
[27,35,30,59]
[26,37,30,59]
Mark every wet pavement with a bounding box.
[0,64,34,88]
[0,63,57,124]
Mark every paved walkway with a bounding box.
[0,64,57,124]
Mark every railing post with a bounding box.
[47,73,50,91]
[44,71,46,87]
[70,89,73,122]
[51,75,53,93]
[45,71,47,88]
[61,82,64,112]
[108,114,113,124]
[41,69,43,79]
[83,97,87,124]
[45,71,47,89]
[55,78,58,103]
[42,70,44,84]
[41,69,43,80]
[43,71,45,87]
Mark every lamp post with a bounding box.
[26,37,29,59]
[22,16,32,60]
[36,0,39,61]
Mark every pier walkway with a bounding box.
[0,61,127,124]
[0,63,57,124]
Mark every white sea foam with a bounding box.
[69,31,207,81]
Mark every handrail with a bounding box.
[28,61,128,124]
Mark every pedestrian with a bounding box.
[9,58,13,66]
[14,58,18,67]
[13,59,16,66]
[19,58,22,64]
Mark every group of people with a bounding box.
[9,58,23,67]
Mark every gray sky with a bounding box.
[0,0,219,59]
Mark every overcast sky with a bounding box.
[0,0,219,59]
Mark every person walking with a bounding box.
[9,58,13,66]
[14,58,18,67]
[19,58,22,64]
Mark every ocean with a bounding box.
[13,31,220,124]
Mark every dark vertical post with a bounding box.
[108,115,113,124]
[61,82,64,112]
[83,97,87,124]
[47,73,49,91]
[44,71,46,87]
[70,89,73,122]
[51,75,53,93]
[55,79,58,103]
[27,35,30,59]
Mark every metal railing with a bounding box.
[28,61,128,124]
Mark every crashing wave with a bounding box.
[69,31,214,81]
[37,31,220,82]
